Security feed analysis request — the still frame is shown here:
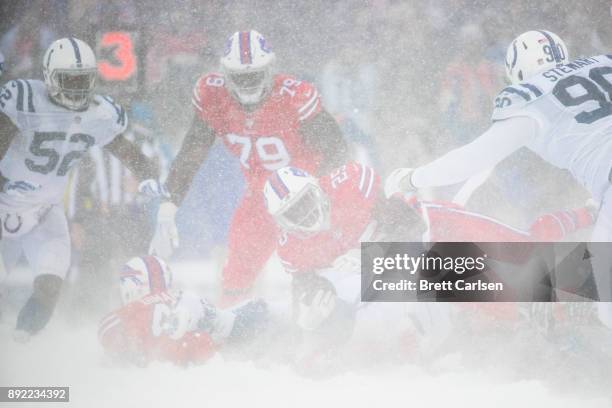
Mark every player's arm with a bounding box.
[143,118,216,258]
[529,206,596,241]
[374,194,425,241]
[385,116,537,197]
[105,134,159,181]
[164,117,216,206]
[412,117,536,187]
[0,111,18,189]
[300,108,349,175]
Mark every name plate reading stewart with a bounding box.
[361,242,604,302]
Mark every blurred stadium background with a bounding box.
[1,0,609,309]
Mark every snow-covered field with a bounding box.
[1,261,611,408]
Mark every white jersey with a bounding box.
[0,79,127,210]
[492,55,612,200]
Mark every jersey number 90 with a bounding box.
[553,65,612,124]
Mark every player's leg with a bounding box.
[0,238,24,323]
[590,188,612,328]
[221,194,278,305]
[15,205,70,336]
[1,237,24,282]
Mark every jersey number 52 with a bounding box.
[26,132,95,176]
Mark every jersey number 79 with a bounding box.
[226,134,291,170]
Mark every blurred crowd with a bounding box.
[1,0,611,306]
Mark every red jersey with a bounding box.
[98,291,215,366]
[192,73,323,190]
[278,162,380,274]
[412,200,593,242]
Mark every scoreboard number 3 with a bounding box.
[98,31,137,82]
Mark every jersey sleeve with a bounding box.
[277,231,305,274]
[411,117,536,188]
[0,80,34,130]
[97,95,129,146]
[491,85,542,122]
[277,241,305,274]
[290,79,322,122]
[191,75,207,113]
[328,162,380,204]
[528,207,595,241]
[98,311,139,361]
[191,73,225,124]
[327,162,380,239]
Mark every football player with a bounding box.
[264,163,445,368]
[263,163,595,332]
[98,255,269,366]
[140,30,347,304]
[0,38,159,340]
[266,163,594,276]
[385,30,612,326]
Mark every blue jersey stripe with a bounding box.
[15,80,24,112]
[502,86,531,101]
[519,83,542,97]
[24,80,35,112]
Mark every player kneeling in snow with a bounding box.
[98,256,268,366]
[262,163,441,368]
[262,164,599,368]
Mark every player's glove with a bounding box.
[2,180,41,198]
[331,249,361,275]
[152,301,192,340]
[149,201,179,259]
[585,198,600,221]
[295,274,337,331]
[138,179,170,199]
[384,167,415,199]
[297,289,336,331]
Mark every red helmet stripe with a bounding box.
[269,172,289,199]
[239,31,252,65]
[143,256,166,293]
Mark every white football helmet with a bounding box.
[42,38,97,111]
[264,167,330,236]
[119,255,173,304]
[220,30,276,105]
[505,30,569,84]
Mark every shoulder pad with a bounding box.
[274,76,321,121]
[192,73,226,113]
[328,162,379,199]
[491,83,542,122]
[0,79,38,127]
[97,95,128,135]
[98,311,124,343]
